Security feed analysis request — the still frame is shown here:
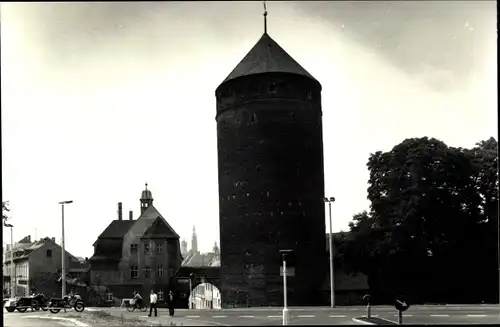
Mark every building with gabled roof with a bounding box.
[89,184,182,305]
[3,236,81,297]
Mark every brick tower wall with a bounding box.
[215,72,327,307]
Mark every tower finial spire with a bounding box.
[145,182,148,190]
[263,1,268,34]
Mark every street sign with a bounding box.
[363,294,372,305]
[278,249,295,267]
[395,295,410,312]
[279,267,295,277]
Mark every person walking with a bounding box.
[148,289,158,317]
[167,290,175,316]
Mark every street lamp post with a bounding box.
[323,196,336,308]
[59,200,73,298]
[279,249,293,326]
[4,223,15,298]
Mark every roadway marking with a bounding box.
[212,315,227,318]
[430,314,450,317]
[268,315,282,318]
[467,314,487,317]
[329,315,347,318]
[239,315,255,318]
[185,315,201,318]
[394,314,413,317]
[297,315,316,318]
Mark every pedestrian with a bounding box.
[148,289,158,317]
[168,290,175,316]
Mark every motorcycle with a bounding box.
[48,294,85,313]
[4,294,49,312]
[126,298,148,312]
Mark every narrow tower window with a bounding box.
[268,83,277,95]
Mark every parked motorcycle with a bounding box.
[48,294,85,313]
[4,294,49,312]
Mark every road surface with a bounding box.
[6,305,498,326]
[4,310,88,327]
[96,304,500,325]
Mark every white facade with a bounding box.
[189,282,221,309]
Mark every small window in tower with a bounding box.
[250,113,258,123]
[46,249,52,258]
[268,83,277,95]
[256,165,261,172]
[306,91,313,100]
[280,212,284,216]
[270,212,274,217]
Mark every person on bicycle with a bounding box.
[132,291,143,308]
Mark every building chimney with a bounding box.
[129,210,133,221]
[118,202,123,220]
[27,235,31,243]
[51,237,55,243]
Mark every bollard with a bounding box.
[367,304,372,319]
[398,310,403,325]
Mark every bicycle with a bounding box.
[126,299,148,312]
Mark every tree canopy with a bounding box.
[337,137,498,304]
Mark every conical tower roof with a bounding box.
[219,33,318,86]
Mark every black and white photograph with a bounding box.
[1,1,497,326]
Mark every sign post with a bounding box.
[363,294,372,318]
[394,295,410,325]
[279,249,293,326]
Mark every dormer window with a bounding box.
[130,244,138,254]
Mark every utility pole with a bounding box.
[323,197,336,307]
[4,223,15,298]
[59,200,73,297]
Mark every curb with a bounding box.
[353,316,398,325]
[353,317,376,325]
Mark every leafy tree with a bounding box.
[339,137,498,304]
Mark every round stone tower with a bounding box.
[215,32,327,307]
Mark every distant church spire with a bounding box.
[191,225,198,253]
[263,1,268,34]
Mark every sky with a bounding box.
[1,1,497,258]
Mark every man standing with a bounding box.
[167,290,175,317]
[148,289,158,317]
